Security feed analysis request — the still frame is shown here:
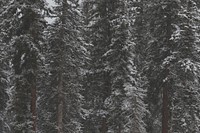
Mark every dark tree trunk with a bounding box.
[31,83,37,133]
[0,119,3,133]
[162,85,169,133]
[162,4,172,133]
[57,72,63,133]
[118,124,121,133]
[100,117,108,133]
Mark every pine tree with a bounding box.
[104,0,146,132]
[1,0,46,132]
[81,0,98,132]
[128,1,154,132]
[170,1,200,132]
[81,0,112,132]
[38,0,87,132]
[145,0,200,132]
[0,1,9,131]
[144,0,180,132]
[81,0,147,132]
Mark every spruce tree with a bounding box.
[145,0,180,132]
[1,0,46,132]
[38,0,86,132]
[81,0,112,132]
[81,0,147,132]
[145,0,200,132]
[170,1,200,132]
[0,1,9,131]
[105,0,146,132]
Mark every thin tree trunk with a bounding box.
[101,117,108,133]
[57,73,63,133]
[31,81,37,132]
[57,101,63,133]
[57,0,66,132]
[118,124,121,133]
[162,5,172,133]
[0,119,3,133]
[162,86,169,133]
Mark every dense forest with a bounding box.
[0,0,200,133]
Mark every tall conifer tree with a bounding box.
[38,0,87,132]
[82,0,147,132]
[145,0,200,132]
[0,1,9,132]
[1,0,46,132]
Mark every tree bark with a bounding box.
[118,124,121,133]
[57,0,66,132]
[0,119,3,133]
[100,117,108,133]
[57,101,63,133]
[57,73,63,133]
[31,80,37,133]
[162,86,169,133]
[162,4,172,133]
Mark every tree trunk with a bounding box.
[118,124,121,133]
[100,117,108,133]
[31,81,37,133]
[57,73,63,133]
[0,119,3,133]
[162,4,172,133]
[162,86,169,133]
[57,101,63,133]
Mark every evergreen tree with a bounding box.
[1,0,46,132]
[82,0,147,132]
[0,1,9,132]
[144,0,180,132]
[105,0,146,132]
[170,1,200,132]
[145,0,200,132]
[38,0,87,132]
[81,0,98,132]
[81,0,112,132]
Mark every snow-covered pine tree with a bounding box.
[145,0,200,132]
[104,0,146,132]
[1,0,46,132]
[0,1,9,132]
[170,0,200,132]
[81,0,147,132]
[128,1,154,132]
[38,0,87,133]
[80,0,98,132]
[81,0,112,132]
[144,0,180,132]
[130,0,148,71]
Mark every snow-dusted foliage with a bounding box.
[169,1,200,132]
[38,0,87,133]
[1,0,46,133]
[0,1,9,132]
[0,0,200,133]
[144,0,200,132]
[81,0,147,132]
[105,1,147,132]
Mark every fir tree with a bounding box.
[38,0,87,132]
[1,0,46,132]
[0,0,9,131]
[81,0,112,132]
[105,0,146,132]
[145,0,200,132]
[170,1,200,132]
[81,0,147,132]
[145,0,180,132]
